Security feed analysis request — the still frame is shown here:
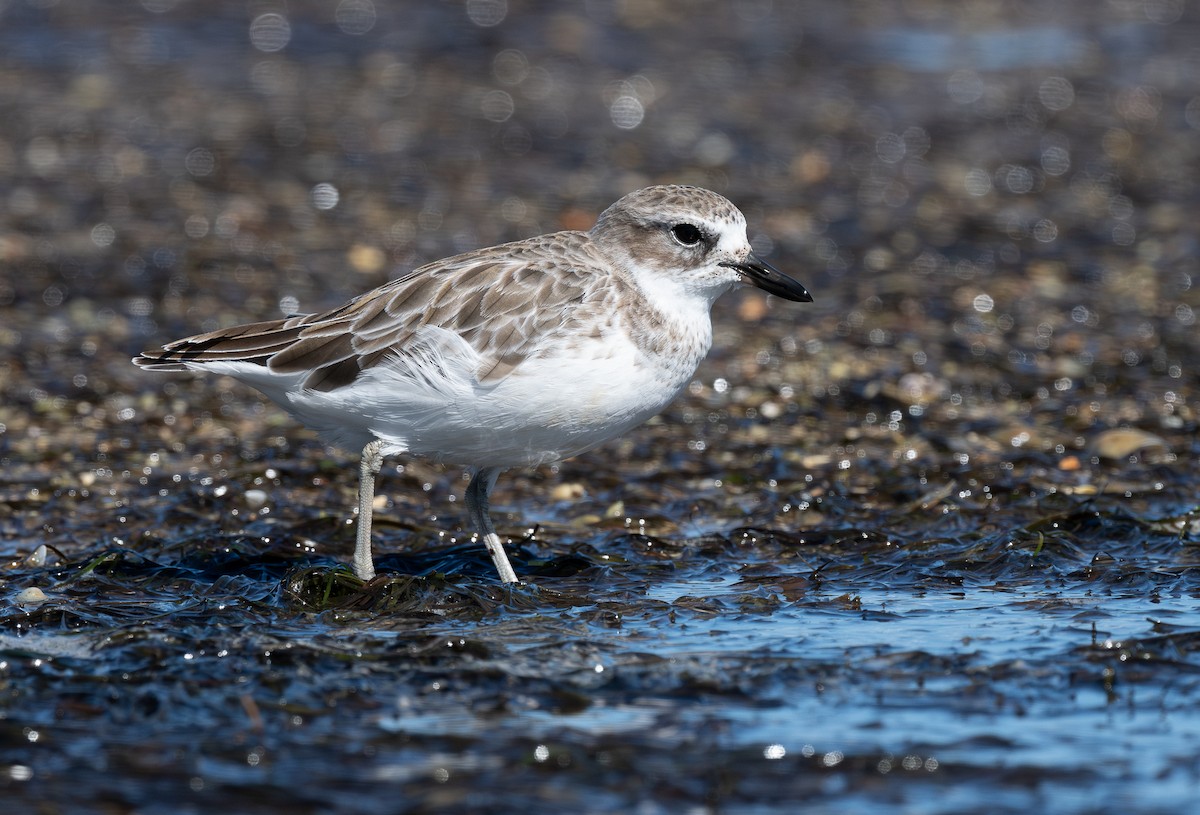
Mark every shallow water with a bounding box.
[5,506,1198,813]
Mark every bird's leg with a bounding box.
[353,439,386,581]
[465,467,520,584]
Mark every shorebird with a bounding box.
[134,185,812,583]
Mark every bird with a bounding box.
[133,185,812,584]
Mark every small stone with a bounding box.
[737,295,769,321]
[15,587,48,606]
[1089,429,1169,461]
[550,482,585,501]
[348,244,386,274]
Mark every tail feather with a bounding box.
[133,313,371,392]
[132,318,309,369]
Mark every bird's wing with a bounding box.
[134,231,606,391]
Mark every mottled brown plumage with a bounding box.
[134,185,812,584]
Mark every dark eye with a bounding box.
[670,223,703,247]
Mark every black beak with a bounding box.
[721,253,813,302]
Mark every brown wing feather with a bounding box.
[134,231,609,390]
[133,316,311,369]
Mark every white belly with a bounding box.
[269,323,709,468]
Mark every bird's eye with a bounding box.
[670,223,704,247]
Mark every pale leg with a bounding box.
[353,439,386,581]
[465,467,520,584]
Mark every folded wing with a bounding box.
[133,232,605,391]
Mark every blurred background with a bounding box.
[2,2,1199,813]
[2,0,1195,432]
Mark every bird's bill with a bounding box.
[721,254,813,302]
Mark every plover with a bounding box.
[134,185,812,583]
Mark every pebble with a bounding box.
[1089,429,1169,461]
[14,587,48,606]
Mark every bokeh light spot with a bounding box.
[480,90,515,123]
[610,95,644,130]
[466,0,506,27]
[311,183,340,210]
[250,13,291,53]
[335,0,376,35]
